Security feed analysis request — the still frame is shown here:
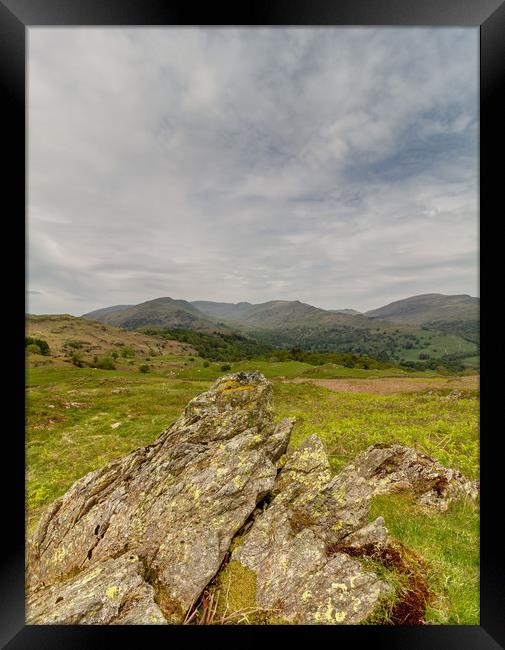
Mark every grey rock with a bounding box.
[231,438,478,624]
[26,373,477,626]
[26,554,166,625]
[233,436,391,624]
[27,372,294,623]
[341,443,479,510]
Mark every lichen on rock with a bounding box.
[232,436,391,624]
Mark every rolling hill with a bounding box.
[83,297,228,333]
[365,294,478,324]
[364,294,479,345]
[193,299,377,331]
[80,293,479,366]
[26,314,196,358]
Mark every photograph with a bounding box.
[25,26,480,627]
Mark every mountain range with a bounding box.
[82,293,479,366]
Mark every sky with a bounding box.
[27,27,479,315]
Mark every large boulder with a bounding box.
[27,372,294,623]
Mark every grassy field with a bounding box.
[398,331,477,362]
[25,355,479,625]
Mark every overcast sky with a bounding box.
[28,27,479,315]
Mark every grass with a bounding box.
[368,494,479,624]
[299,364,438,379]
[273,382,479,478]
[26,365,208,530]
[172,359,314,381]
[398,332,477,362]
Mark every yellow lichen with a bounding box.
[220,380,254,393]
[106,585,119,599]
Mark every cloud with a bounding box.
[27,27,478,314]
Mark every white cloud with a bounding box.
[28,27,478,314]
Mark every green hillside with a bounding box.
[365,293,478,325]
[83,297,226,332]
[82,294,479,370]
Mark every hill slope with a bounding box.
[194,299,377,330]
[83,297,227,332]
[80,295,479,366]
[365,294,479,325]
[27,314,195,358]
[82,304,134,320]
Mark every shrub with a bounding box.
[96,357,116,370]
[221,364,232,372]
[111,351,119,359]
[26,343,41,355]
[25,336,50,356]
[71,352,84,367]
[139,364,150,373]
[203,361,210,368]
[120,345,135,358]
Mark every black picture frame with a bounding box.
[2,0,502,647]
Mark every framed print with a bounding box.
[2,0,503,647]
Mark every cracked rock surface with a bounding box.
[231,438,478,624]
[27,372,294,623]
[233,436,391,624]
[26,554,166,625]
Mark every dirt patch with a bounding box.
[326,540,432,625]
[288,375,479,395]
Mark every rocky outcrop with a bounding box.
[342,443,479,510]
[27,372,478,625]
[232,436,391,624]
[228,440,478,624]
[27,372,294,623]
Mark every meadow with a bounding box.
[25,351,479,624]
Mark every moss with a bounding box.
[141,559,185,623]
[206,559,290,624]
[214,559,257,613]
